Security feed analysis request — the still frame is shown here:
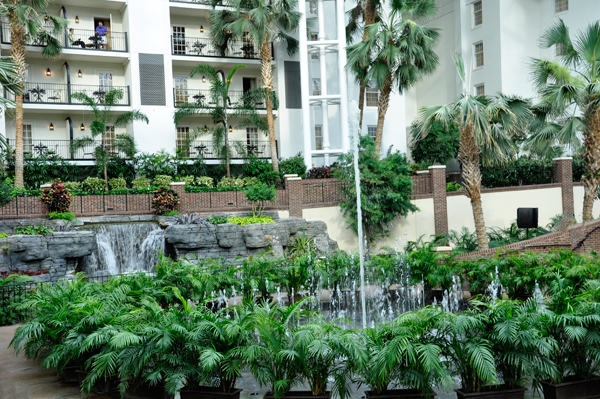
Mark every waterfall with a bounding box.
[82,223,165,275]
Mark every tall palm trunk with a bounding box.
[9,14,26,188]
[374,75,392,154]
[358,83,366,129]
[102,134,109,190]
[458,122,489,250]
[260,35,279,172]
[223,103,231,178]
[357,6,375,128]
[582,108,600,222]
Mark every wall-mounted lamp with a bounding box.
[203,124,208,132]
[80,123,85,131]
[200,25,204,33]
[46,68,52,77]
[226,29,231,34]
[75,15,79,23]
[49,123,54,131]
[78,70,82,78]
[202,75,206,83]
[228,125,233,132]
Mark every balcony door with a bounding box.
[173,26,186,54]
[174,77,188,105]
[94,17,111,49]
[23,124,32,154]
[177,127,190,157]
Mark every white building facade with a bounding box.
[0,0,408,168]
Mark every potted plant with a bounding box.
[538,277,600,399]
[357,308,450,399]
[291,315,366,399]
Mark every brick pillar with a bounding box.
[429,165,448,236]
[170,182,186,214]
[553,157,574,224]
[287,177,303,218]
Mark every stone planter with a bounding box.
[264,391,331,399]
[180,387,242,399]
[455,387,525,399]
[76,370,118,394]
[540,378,600,399]
[365,389,435,399]
[62,366,78,384]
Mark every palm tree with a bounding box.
[1,1,67,188]
[346,0,440,154]
[414,54,531,250]
[0,55,22,155]
[210,0,301,172]
[70,89,149,190]
[528,20,600,222]
[174,64,269,178]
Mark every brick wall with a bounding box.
[411,173,432,195]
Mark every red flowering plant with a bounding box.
[40,179,72,213]
[151,187,180,215]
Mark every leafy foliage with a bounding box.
[153,175,173,188]
[410,119,460,165]
[227,216,275,226]
[40,180,72,213]
[151,187,180,215]
[242,156,282,186]
[244,183,276,216]
[13,225,53,236]
[306,166,335,179]
[81,177,107,193]
[108,178,126,190]
[280,154,307,178]
[0,177,11,207]
[48,212,76,221]
[132,177,151,190]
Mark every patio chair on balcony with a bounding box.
[47,90,61,102]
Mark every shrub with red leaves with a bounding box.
[40,179,72,213]
[151,187,180,215]
[306,166,335,179]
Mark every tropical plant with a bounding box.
[0,177,12,207]
[346,0,440,153]
[1,1,67,188]
[411,119,460,165]
[132,176,151,190]
[279,154,307,178]
[227,215,274,226]
[174,64,267,178]
[528,20,600,222]
[151,187,180,215]
[244,183,276,216]
[335,135,418,245]
[71,89,149,190]
[13,224,52,236]
[108,177,126,190]
[414,53,532,250]
[40,179,72,213]
[153,174,173,188]
[211,0,300,172]
[81,177,107,193]
[242,156,281,186]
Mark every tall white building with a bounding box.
[0,0,408,169]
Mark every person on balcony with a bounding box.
[69,28,85,48]
[95,22,108,49]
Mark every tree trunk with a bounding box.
[358,83,366,129]
[357,6,375,129]
[458,122,489,250]
[224,99,231,178]
[260,36,279,172]
[374,76,392,155]
[582,108,600,222]
[9,15,26,188]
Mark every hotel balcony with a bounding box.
[183,139,276,160]
[6,139,127,160]
[173,88,265,109]
[172,36,260,60]
[6,83,130,107]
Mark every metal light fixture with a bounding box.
[75,15,79,23]
[78,70,82,78]
[202,75,206,83]
[49,123,54,131]
[228,125,233,132]
[46,68,51,77]
[200,25,204,33]
[80,123,85,131]
[203,125,208,132]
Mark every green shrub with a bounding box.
[151,187,180,215]
[177,176,196,186]
[0,178,12,207]
[109,177,127,190]
[13,225,53,236]
[481,157,554,188]
[0,233,8,238]
[48,212,77,221]
[244,183,277,216]
[446,182,462,192]
[62,181,81,192]
[196,176,214,187]
[132,176,152,189]
[153,175,173,188]
[243,177,260,187]
[207,216,228,224]
[410,119,460,165]
[227,215,274,226]
[279,153,307,177]
[218,177,244,188]
[81,177,107,193]
[162,210,180,216]
[242,156,281,186]
[41,180,72,213]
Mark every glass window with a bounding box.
[555,0,568,13]
[367,125,377,139]
[312,78,321,95]
[99,73,113,91]
[556,43,566,56]
[246,127,259,146]
[475,84,485,96]
[473,1,482,26]
[173,26,186,54]
[105,126,115,153]
[177,127,190,157]
[310,33,319,59]
[474,42,484,67]
[315,125,322,150]
[23,124,32,154]
[174,77,188,106]
[366,86,379,107]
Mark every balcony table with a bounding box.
[29,86,46,102]
[193,94,206,102]
[33,144,48,156]
[93,90,107,102]
[191,41,207,55]
[194,145,212,157]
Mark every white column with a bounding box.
[298,0,313,170]
[317,0,330,165]
[337,0,350,152]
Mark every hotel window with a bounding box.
[23,124,32,154]
[99,73,113,92]
[474,42,484,68]
[310,33,319,59]
[173,26,186,54]
[367,125,377,139]
[473,1,482,26]
[475,84,485,96]
[177,127,190,157]
[555,0,568,13]
[556,43,566,56]
[366,86,379,107]
[174,77,188,106]
[246,127,259,146]
[315,125,323,150]
[312,78,321,95]
[105,126,116,153]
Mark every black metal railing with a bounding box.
[170,0,224,5]
[172,35,260,59]
[0,24,128,52]
[7,83,130,106]
[6,139,127,160]
[184,139,275,159]
[173,88,265,109]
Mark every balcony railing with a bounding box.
[184,139,276,159]
[172,36,261,59]
[174,88,265,109]
[170,0,219,4]
[0,24,128,52]
[6,139,127,160]
[6,83,130,106]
